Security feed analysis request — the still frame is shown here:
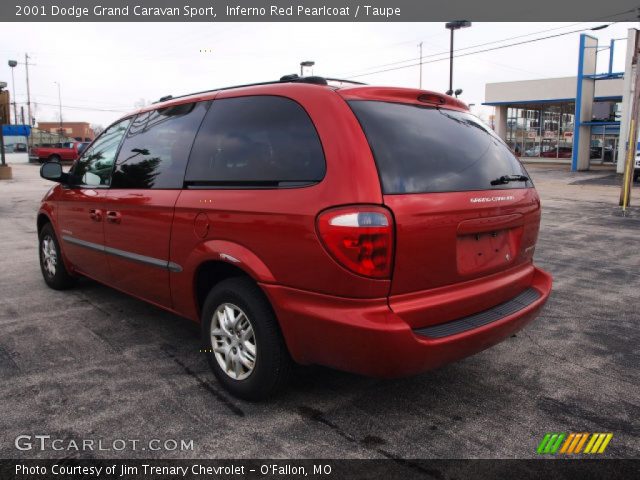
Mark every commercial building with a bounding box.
[484,29,637,173]
[37,121,95,142]
[485,76,622,164]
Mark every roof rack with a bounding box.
[153,75,367,104]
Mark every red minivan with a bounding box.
[37,76,552,400]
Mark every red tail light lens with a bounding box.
[317,206,394,279]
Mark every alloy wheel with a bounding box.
[210,303,256,380]
[41,235,57,277]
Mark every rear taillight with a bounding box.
[316,206,394,279]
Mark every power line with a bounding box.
[31,101,129,113]
[340,7,636,78]
[346,23,620,80]
[340,21,591,76]
[15,93,133,109]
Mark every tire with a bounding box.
[48,154,61,163]
[39,223,75,290]
[201,277,292,400]
[634,171,639,183]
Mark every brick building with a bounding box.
[37,122,95,142]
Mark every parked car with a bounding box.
[590,145,614,162]
[37,76,552,399]
[524,146,540,157]
[540,146,572,158]
[30,141,90,163]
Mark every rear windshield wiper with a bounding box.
[490,174,529,186]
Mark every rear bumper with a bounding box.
[262,266,552,377]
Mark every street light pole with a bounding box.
[300,60,315,77]
[8,60,18,124]
[448,28,454,93]
[0,82,7,167]
[445,21,471,95]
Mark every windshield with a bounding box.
[348,100,532,194]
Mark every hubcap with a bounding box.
[41,235,57,277]
[210,303,256,381]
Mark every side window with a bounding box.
[185,96,325,187]
[71,119,131,187]
[111,102,209,189]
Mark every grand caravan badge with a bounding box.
[470,195,515,203]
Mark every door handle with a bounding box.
[89,209,103,222]
[106,211,122,224]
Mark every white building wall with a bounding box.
[485,77,623,104]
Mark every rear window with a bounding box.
[185,95,325,187]
[348,100,532,194]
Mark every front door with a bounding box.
[57,119,131,282]
[102,101,209,308]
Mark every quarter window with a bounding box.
[185,96,325,187]
[111,102,209,189]
[71,118,131,187]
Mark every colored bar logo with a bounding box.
[537,433,613,454]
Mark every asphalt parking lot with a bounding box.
[0,161,638,460]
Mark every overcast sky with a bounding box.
[0,21,637,127]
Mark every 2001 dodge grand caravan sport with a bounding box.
[37,75,552,400]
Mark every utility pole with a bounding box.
[25,53,32,128]
[55,81,62,140]
[418,42,423,89]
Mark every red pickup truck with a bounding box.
[30,141,90,163]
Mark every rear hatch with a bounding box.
[345,93,541,327]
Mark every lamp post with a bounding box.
[445,21,471,95]
[54,81,62,140]
[0,81,7,169]
[8,60,17,124]
[300,60,315,77]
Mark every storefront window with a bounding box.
[504,103,575,159]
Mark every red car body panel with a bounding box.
[385,189,540,295]
[103,190,180,307]
[55,187,112,283]
[263,266,551,377]
[38,82,552,378]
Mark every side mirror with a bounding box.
[40,162,66,183]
